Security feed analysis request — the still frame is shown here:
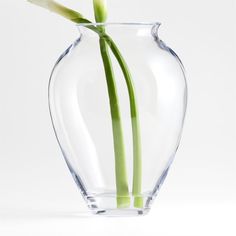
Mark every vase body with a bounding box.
[48,23,187,216]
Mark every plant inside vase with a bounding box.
[28,0,143,208]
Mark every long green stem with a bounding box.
[105,36,143,208]
[99,36,130,208]
[99,33,143,208]
[93,0,130,208]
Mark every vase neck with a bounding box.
[77,22,161,39]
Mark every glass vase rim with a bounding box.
[76,22,161,27]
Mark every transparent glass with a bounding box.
[48,23,187,216]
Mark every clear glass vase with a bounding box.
[48,22,187,216]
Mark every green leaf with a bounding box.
[27,0,83,21]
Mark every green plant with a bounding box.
[28,0,143,208]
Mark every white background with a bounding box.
[0,0,235,235]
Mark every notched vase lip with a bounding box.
[76,22,161,27]
[76,22,161,40]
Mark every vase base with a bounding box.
[85,193,153,216]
